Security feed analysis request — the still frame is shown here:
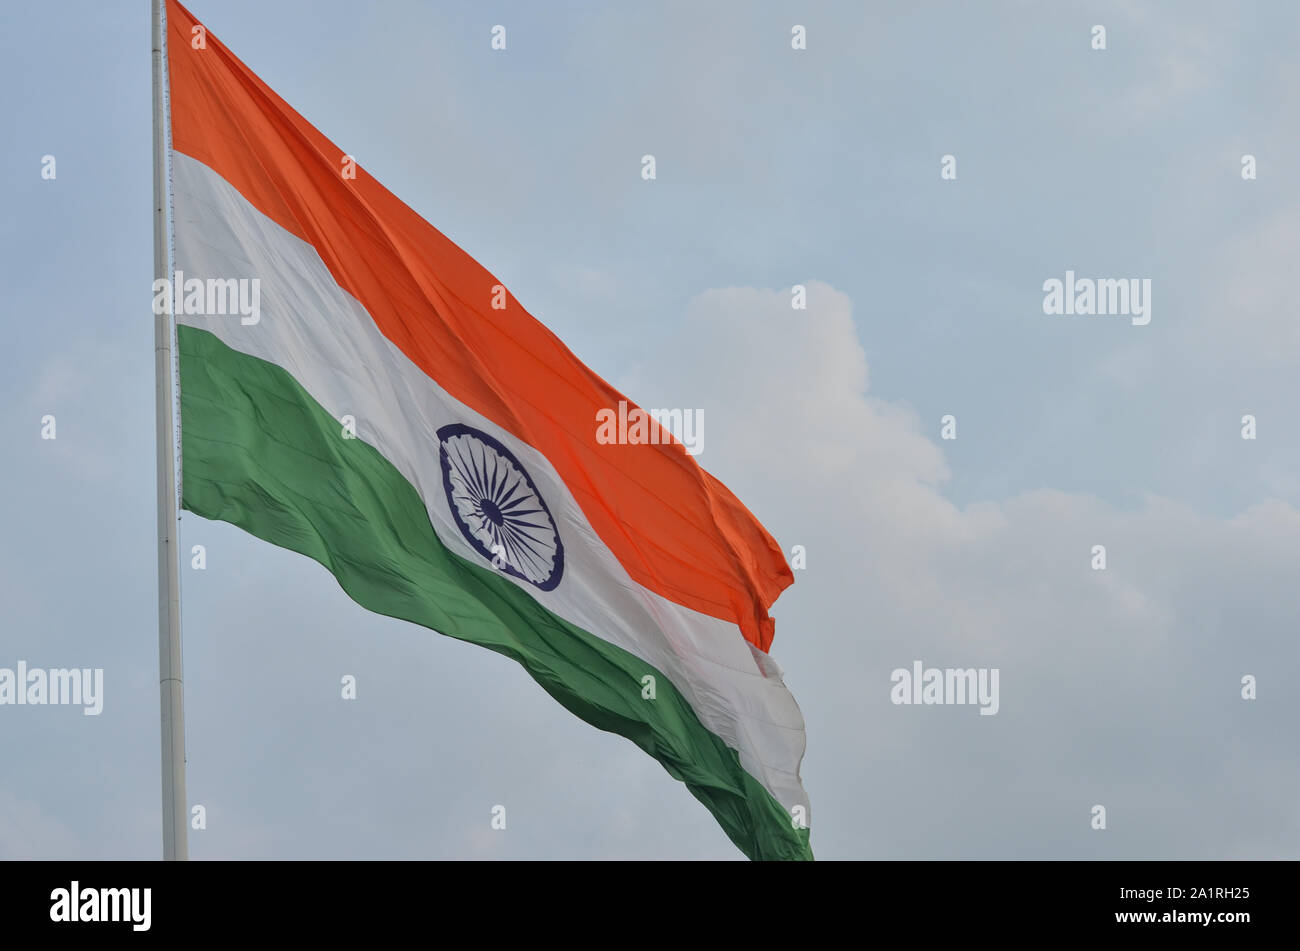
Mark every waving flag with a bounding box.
[164,0,810,859]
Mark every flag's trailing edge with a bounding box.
[165,0,811,860]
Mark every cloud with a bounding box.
[624,281,1300,858]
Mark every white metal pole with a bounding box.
[152,0,188,862]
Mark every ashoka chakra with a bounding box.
[436,423,564,591]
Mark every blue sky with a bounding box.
[2,0,1298,858]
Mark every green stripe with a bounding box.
[177,324,812,861]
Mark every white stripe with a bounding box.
[172,152,808,815]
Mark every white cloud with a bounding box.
[626,281,1300,857]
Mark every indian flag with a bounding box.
[163,0,810,860]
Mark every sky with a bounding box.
[2,0,1298,859]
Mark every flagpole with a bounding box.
[152,0,188,862]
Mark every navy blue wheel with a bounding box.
[436,423,564,591]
